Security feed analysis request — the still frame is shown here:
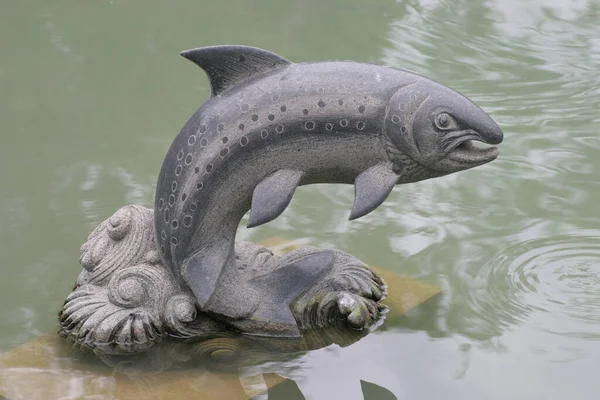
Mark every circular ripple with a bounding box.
[471,230,600,340]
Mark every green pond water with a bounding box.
[1,0,600,399]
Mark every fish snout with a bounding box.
[476,117,504,145]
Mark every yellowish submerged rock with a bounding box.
[0,238,439,400]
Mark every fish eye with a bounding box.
[435,112,453,130]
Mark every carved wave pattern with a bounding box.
[163,294,202,338]
[59,205,202,355]
[78,205,155,286]
[286,248,388,332]
[60,263,171,354]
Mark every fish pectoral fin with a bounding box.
[180,45,292,96]
[249,249,336,336]
[349,162,399,220]
[247,169,304,228]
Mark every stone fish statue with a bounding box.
[59,45,503,357]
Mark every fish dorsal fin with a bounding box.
[180,45,293,96]
[349,162,399,220]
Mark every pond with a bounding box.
[1,0,599,399]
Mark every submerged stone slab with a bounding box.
[1,237,439,400]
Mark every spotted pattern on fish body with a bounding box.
[156,66,401,272]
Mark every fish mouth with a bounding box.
[446,134,500,166]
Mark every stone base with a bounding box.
[58,205,389,356]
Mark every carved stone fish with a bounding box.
[154,45,503,336]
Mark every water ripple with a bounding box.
[467,230,600,341]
